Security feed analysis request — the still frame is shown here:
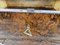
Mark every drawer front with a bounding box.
[0,12,60,45]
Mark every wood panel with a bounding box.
[1,0,60,10]
[6,0,55,8]
[0,12,60,36]
[0,12,60,45]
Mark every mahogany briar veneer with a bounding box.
[0,12,60,45]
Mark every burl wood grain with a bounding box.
[0,12,60,45]
[0,13,60,35]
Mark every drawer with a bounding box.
[0,9,60,45]
[1,0,60,10]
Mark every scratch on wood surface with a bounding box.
[0,12,60,45]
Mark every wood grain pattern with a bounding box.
[0,12,60,45]
[6,0,56,8]
[1,0,60,10]
[0,12,60,36]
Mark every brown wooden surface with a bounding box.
[1,0,60,10]
[0,0,56,9]
[6,0,56,9]
[0,12,60,45]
